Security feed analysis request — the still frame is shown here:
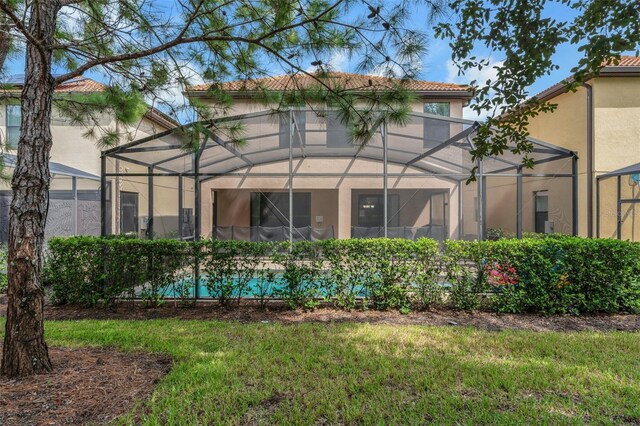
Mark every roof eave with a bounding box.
[534,66,640,103]
[183,89,473,100]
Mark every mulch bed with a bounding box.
[0,346,172,426]
[40,302,640,332]
[2,294,640,332]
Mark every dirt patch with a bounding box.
[0,346,172,426]
[36,302,640,332]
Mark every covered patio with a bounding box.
[100,109,578,241]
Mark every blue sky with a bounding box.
[4,1,636,122]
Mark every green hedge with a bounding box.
[44,235,640,314]
[45,237,194,306]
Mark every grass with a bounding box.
[2,319,640,425]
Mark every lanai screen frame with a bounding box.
[101,108,578,241]
[596,162,640,239]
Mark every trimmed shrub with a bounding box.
[272,241,326,310]
[320,238,440,311]
[484,237,640,314]
[43,235,640,314]
[45,236,192,307]
[441,240,489,311]
[200,240,274,307]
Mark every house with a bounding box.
[187,73,474,240]
[102,71,577,242]
[0,76,177,241]
[517,56,640,241]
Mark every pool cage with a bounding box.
[101,109,578,242]
[0,154,102,243]
[597,162,640,241]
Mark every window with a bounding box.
[279,111,306,149]
[6,105,21,146]
[534,191,549,233]
[357,194,400,227]
[250,192,311,227]
[423,102,450,148]
[326,111,352,148]
[120,191,139,234]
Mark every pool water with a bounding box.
[158,275,370,299]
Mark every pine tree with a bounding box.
[0,0,436,377]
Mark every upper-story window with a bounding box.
[424,102,450,117]
[6,105,21,146]
[423,102,450,148]
[279,110,306,149]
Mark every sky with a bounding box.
[3,1,636,122]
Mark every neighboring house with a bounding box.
[513,56,640,241]
[182,72,476,240]
[0,76,177,242]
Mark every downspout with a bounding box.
[582,82,593,237]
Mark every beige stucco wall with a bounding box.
[0,103,175,237]
[0,105,168,176]
[592,78,640,241]
[200,157,459,239]
[525,86,587,235]
[106,160,195,238]
[525,77,640,240]
[188,94,468,240]
[200,97,466,119]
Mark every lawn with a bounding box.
[3,319,640,424]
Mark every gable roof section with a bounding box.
[532,56,640,103]
[2,76,179,130]
[187,72,472,99]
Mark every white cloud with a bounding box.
[144,61,204,123]
[327,50,349,72]
[306,49,350,73]
[369,55,423,78]
[446,58,504,121]
[446,58,503,86]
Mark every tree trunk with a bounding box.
[1,1,61,377]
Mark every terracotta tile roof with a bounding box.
[2,76,109,93]
[187,72,471,95]
[3,76,178,129]
[532,56,640,102]
[603,56,640,67]
[53,77,110,93]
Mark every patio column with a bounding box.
[194,153,201,241]
[382,119,388,238]
[458,180,463,239]
[289,109,294,244]
[100,155,107,237]
[617,175,622,239]
[193,153,201,301]
[72,176,78,236]
[516,166,523,238]
[148,166,154,240]
[596,177,600,238]
[178,174,183,240]
[572,155,578,236]
[338,187,351,239]
[477,160,485,240]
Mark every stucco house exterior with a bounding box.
[0,76,177,241]
[519,56,640,241]
[185,73,475,240]
[102,72,578,242]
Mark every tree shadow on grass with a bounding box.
[39,320,640,425]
